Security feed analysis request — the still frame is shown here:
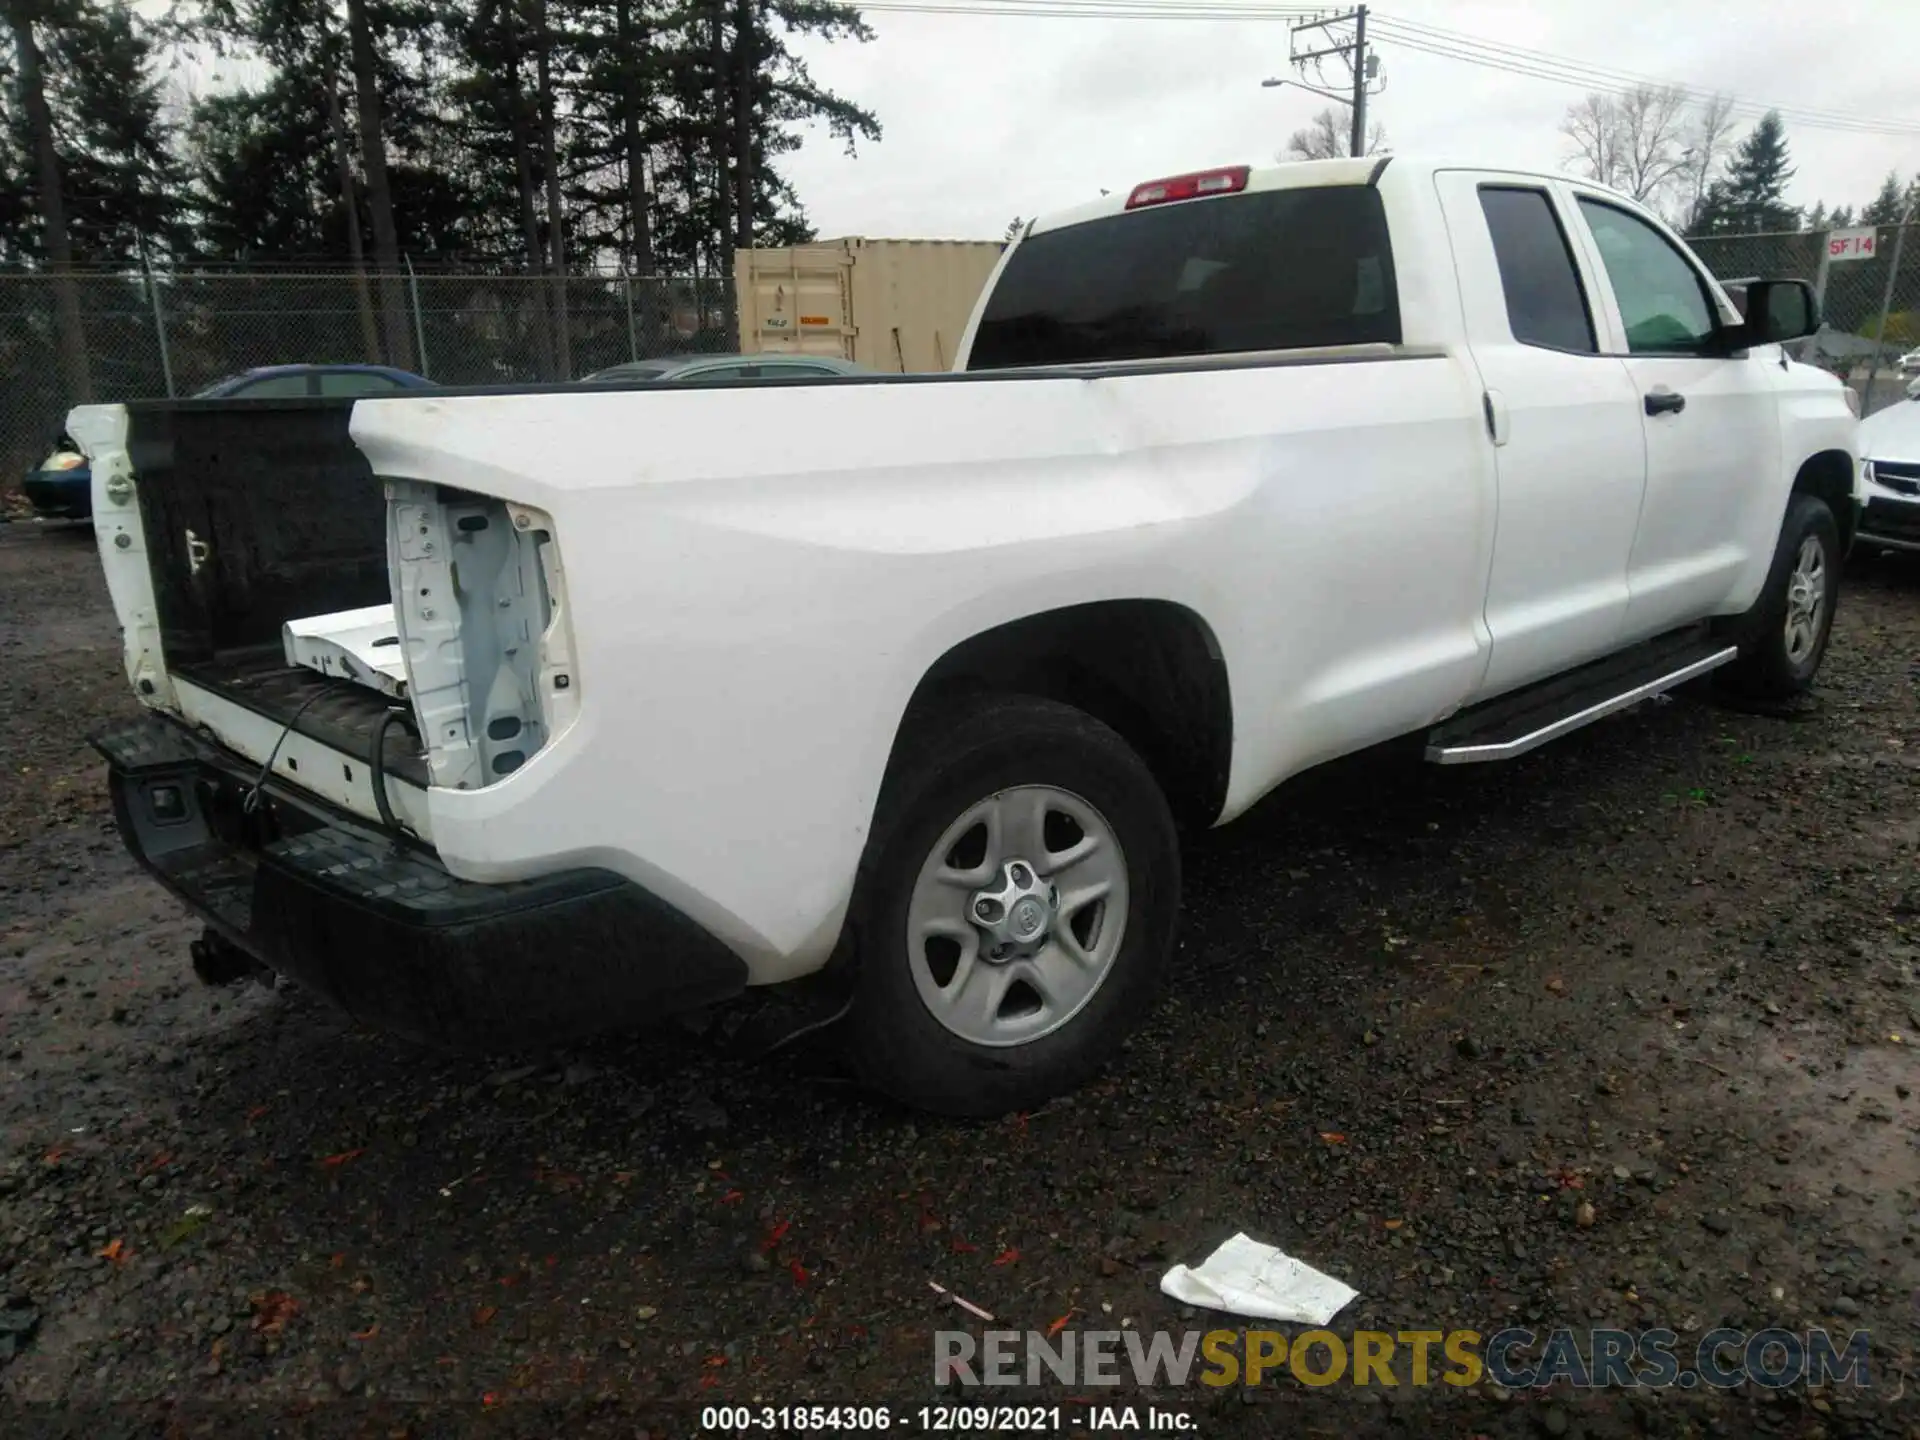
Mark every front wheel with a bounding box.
[1717,493,1840,701]
[841,694,1180,1117]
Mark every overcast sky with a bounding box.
[780,0,1918,240]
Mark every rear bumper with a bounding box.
[93,713,748,1049]
[22,471,91,519]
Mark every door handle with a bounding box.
[1644,388,1687,416]
[1482,387,1509,447]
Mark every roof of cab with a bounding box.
[1023,154,1614,240]
[1025,156,1382,239]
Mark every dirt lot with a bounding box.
[2,518,1917,1439]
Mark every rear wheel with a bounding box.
[1718,493,1840,700]
[841,694,1180,1116]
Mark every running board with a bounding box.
[1426,629,1739,765]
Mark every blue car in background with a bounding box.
[20,363,432,522]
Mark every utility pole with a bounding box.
[1348,6,1367,159]
[1277,6,1381,158]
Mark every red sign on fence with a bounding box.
[1827,228,1877,261]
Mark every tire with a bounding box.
[1717,493,1841,701]
[841,693,1180,1117]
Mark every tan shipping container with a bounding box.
[735,237,1006,373]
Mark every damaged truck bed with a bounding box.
[74,395,747,1047]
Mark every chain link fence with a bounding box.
[0,269,735,500]
[1691,223,1919,414]
[5,224,1918,506]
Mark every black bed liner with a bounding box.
[126,398,387,667]
[124,398,425,772]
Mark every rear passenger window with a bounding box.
[1478,187,1597,354]
[968,185,1399,369]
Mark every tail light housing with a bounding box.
[1126,166,1250,210]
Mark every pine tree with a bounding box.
[345,0,411,366]
[5,0,92,399]
[447,0,566,373]
[188,77,334,259]
[560,0,878,282]
[1715,110,1797,234]
[53,3,190,264]
[1685,179,1735,238]
[12,0,886,384]
[1862,172,1904,226]
[568,0,663,274]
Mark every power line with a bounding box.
[1368,20,1920,135]
[1285,6,1377,157]
[1378,33,1920,136]
[848,0,1920,137]
[1369,15,1912,130]
[855,1,1319,19]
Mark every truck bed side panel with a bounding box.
[348,354,1493,980]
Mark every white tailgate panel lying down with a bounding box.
[283,604,408,698]
[349,355,1495,984]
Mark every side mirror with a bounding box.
[1730,277,1820,347]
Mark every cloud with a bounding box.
[780,0,1918,239]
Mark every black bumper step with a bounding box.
[92,713,748,1049]
[1425,626,1737,765]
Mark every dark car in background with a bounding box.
[193,364,434,401]
[19,364,432,522]
[580,353,869,384]
[20,439,94,520]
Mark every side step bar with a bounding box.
[1426,627,1739,765]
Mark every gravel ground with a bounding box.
[2,518,1917,1439]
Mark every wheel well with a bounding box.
[1793,449,1855,551]
[903,601,1233,827]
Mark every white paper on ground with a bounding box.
[1159,1233,1358,1325]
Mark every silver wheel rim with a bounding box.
[1783,534,1828,666]
[905,785,1129,1048]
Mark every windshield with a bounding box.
[967,184,1399,370]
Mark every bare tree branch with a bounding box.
[1561,92,1620,190]
[1616,85,1691,203]
[1282,106,1385,161]
[1563,86,1721,220]
[1680,91,1738,228]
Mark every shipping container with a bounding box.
[735,238,1006,373]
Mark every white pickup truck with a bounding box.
[74,156,1859,1115]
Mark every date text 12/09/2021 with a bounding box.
[699,1405,1193,1432]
